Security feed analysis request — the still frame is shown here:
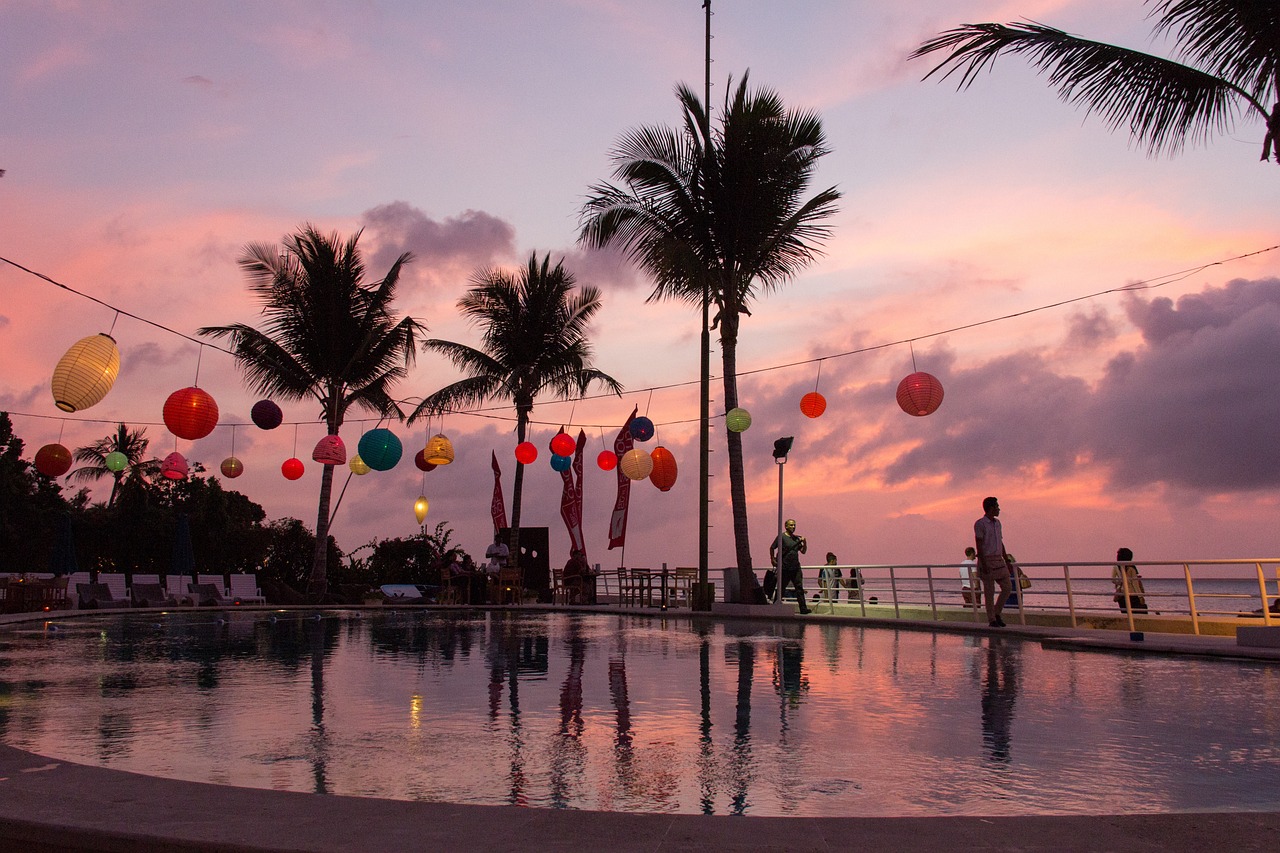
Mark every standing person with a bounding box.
[816,551,842,604]
[974,497,1012,628]
[960,546,978,606]
[1112,547,1148,614]
[769,518,811,614]
[485,533,509,575]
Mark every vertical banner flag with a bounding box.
[491,450,507,533]
[559,429,587,557]
[608,407,638,550]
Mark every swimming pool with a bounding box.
[1,610,1277,817]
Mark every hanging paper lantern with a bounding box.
[349,455,370,475]
[251,399,283,430]
[413,449,437,472]
[649,445,678,492]
[220,456,244,479]
[414,496,429,524]
[725,407,752,432]
[800,392,827,419]
[597,450,617,471]
[549,432,576,457]
[161,451,189,480]
[424,433,455,465]
[357,428,402,471]
[896,372,945,417]
[312,434,346,466]
[550,453,571,472]
[51,333,120,413]
[163,386,220,440]
[104,450,128,472]
[514,442,537,465]
[34,443,72,477]
[281,457,305,480]
[628,416,655,442]
[619,448,653,481]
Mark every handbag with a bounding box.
[1016,566,1031,590]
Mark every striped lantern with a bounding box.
[896,372,945,417]
[51,333,120,413]
[725,407,752,432]
[312,434,346,466]
[619,448,653,481]
[648,445,677,491]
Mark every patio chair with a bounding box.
[495,567,523,605]
[75,582,130,610]
[66,572,90,609]
[130,582,178,608]
[228,573,266,605]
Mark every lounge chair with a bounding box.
[227,573,266,604]
[98,573,128,603]
[197,574,230,599]
[379,584,426,603]
[130,582,178,608]
[188,582,230,607]
[76,582,130,610]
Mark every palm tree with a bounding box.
[579,73,841,573]
[68,423,157,507]
[407,252,621,564]
[912,1,1280,164]
[200,225,425,601]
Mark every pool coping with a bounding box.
[3,605,1279,851]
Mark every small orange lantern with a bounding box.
[800,392,827,418]
[648,446,678,491]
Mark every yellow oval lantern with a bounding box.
[51,333,121,413]
[414,495,429,524]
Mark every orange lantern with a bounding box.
[800,392,827,419]
[161,451,189,480]
[34,443,72,477]
[424,434,455,465]
[281,457,305,480]
[514,442,537,464]
[312,434,346,466]
[220,456,244,479]
[164,386,219,440]
[51,333,120,413]
[896,372,945,416]
[619,448,653,481]
[649,446,678,491]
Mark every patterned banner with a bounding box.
[559,429,587,557]
[490,450,507,533]
[608,406,638,550]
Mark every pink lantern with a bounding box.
[161,451,189,480]
[597,450,617,471]
[800,391,827,419]
[281,457,305,480]
[34,443,72,477]
[163,386,219,440]
[312,434,346,466]
[514,442,537,465]
[549,431,576,457]
[896,372,945,416]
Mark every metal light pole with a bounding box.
[772,437,793,603]
[692,0,715,611]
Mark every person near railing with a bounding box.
[974,496,1013,627]
[816,552,842,604]
[960,547,978,606]
[1112,548,1148,614]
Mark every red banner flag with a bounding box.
[490,450,507,533]
[559,429,587,557]
[608,407,638,550]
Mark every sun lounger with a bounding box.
[379,584,426,603]
[130,582,178,608]
[188,582,230,607]
[227,573,266,604]
[98,573,128,603]
[76,582,130,610]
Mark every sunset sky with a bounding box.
[3,0,1278,573]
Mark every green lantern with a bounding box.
[105,451,128,472]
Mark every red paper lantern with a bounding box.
[312,434,346,466]
[161,451,189,480]
[800,391,827,419]
[164,386,219,440]
[34,443,72,477]
[220,456,244,479]
[251,399,283,430]
[281,457,305,480]
[597,450,617,471]
[649,445,678,491]
[896,372,945,416]
[549,431,576,457]
[413,449,437,472]
[514,442,537,464]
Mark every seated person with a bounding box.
[485,534,509,574]
[561,549,595,604]
[1112,547,1148,614]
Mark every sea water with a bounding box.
[1,610,1278,817]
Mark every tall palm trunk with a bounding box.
[310,463,335,601]
[718,310,753,571]
[507,406,531,567]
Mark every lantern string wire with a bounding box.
[814,359,822,393]
[3,242,1277,434]
[194,345,204,387]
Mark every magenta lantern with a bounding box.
[413,449,437,472]
[281,457,305,480]
[161,451,189,480]
[163,386,219,440]
[896,372,945,417]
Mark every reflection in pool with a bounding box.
[1,610,1278,816]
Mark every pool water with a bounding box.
[1,610,1278,817]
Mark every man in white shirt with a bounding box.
[484,533,509,574]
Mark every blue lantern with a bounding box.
[629,416,655,442]
[550,453,572,472]
[357,428,402,471]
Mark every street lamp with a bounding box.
[772,437,794,603]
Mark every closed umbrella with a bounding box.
[171,513,196,580]
[50,512,78,576]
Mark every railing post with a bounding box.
[926,566,938,621]
[1257,562,1271,627]
[1184,564,1199,635]
[889,566,900,619]
[1063,565,1077,628]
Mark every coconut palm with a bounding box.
[579,73,841,573]
[68,423,157,507]
[912,1,1280,163]
[200,225,425,601]
[408,252,621,563]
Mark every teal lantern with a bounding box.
[104,451,128,472]
[358,428,402,471]
[550,453,571,472]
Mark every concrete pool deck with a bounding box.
[2,605,1279,851]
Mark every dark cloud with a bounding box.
[1062,307,1116,351]
[360,201,517,276]
[557,244,641,293]
[874,277,1280,494]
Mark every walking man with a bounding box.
[770,518,811,614]
[974,497,1012,627]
